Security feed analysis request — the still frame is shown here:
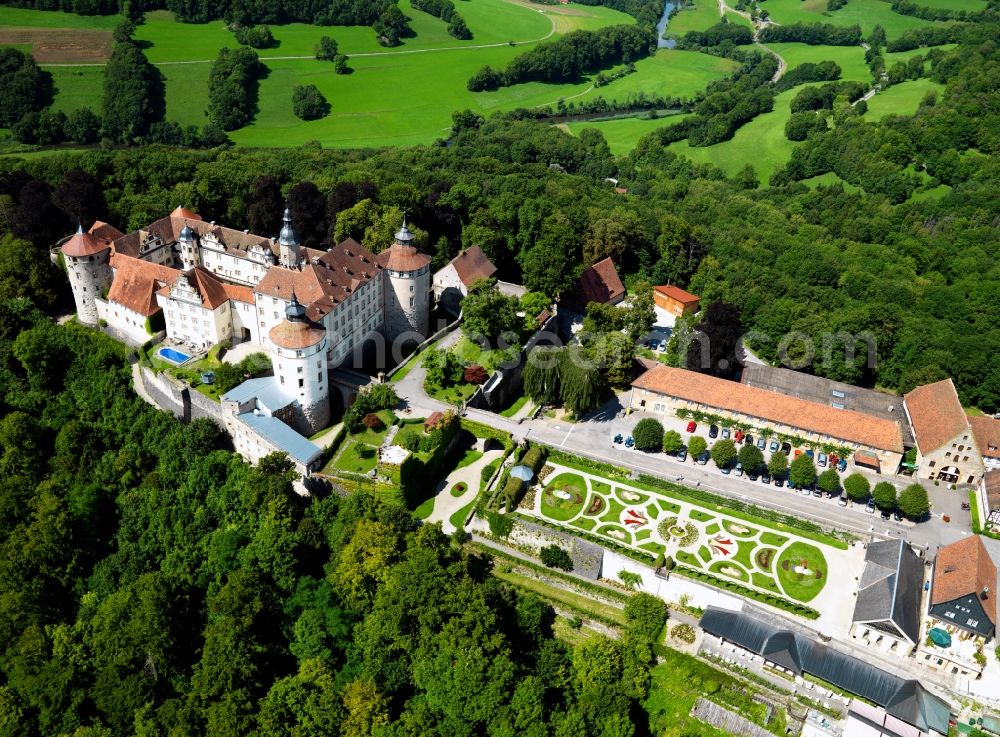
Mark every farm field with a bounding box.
[761,0,942,38]
[0,7,120,28]
[46,66,104,115]
[665,0,723,36]
[864,78,944,120]
[911,0,985,9]
[565,113,692,155]
[884,43,956,69]
[668,86,807,182]
[766,42,872,83]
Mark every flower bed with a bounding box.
[450,481,469,497]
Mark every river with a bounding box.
[656,0,680,49]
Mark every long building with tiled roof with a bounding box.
[631,364,906,473]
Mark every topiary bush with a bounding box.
[540,544,573,571]
[632,418,664,452]
[671,623,696,644]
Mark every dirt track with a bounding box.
[0,28,112,63]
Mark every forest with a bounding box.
[0,300,670,736]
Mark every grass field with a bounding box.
[46,66,105,114]
[766,42,872,83]
[775,541,827,603]
[666,0,723,36]
[911,0,984,9]
[761,0,941,38]
[799,172,860,191]
[864,78,944,120]
[669,85,807,182]
[564,111,694,156]
[884,43,956,70]
[0,7,121,28]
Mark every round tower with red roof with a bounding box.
[378,217,431,344]
[60,224,112,325]
[268,291,330,434]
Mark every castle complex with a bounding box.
[59,206,433,458]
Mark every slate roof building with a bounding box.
[630,364,905,472]
[700,607,952,736]
[432,245,497,314]
[850,539,925,655]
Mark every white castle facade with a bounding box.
[59,206,433,467]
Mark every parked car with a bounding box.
[805,449,814,459]
[893,510,903,522]
[697,451,710,465]
[744,434,754,446]
[677,447,688,462]
[757,437,767,450]
[613,433,623,444]
[709,424,719,439]
[881,509,891,521]
[775,477,785,488]
[734,430,744,443]
[721,428,731,439]
[865,499,876,514]
[829,453,839,467]
[838,458,847,472]
[761,471,771,484]
[817,452,827,467]
[769,440,779,452]
[793,449,803,459]
[838,496,848,507]
[812,489,823,497]
[686,421,697,433]
[747,468,759,481]
[735,462,744,477]
[658,339,668,351]
[800,487,812,496]
[781,442,792,454]
[721,465,731,475]
[624,436,634,448]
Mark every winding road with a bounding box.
[715,0,786,82]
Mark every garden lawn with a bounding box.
[775,541,828,603]
[454,449,484,471]
[666,0,723,36]
[766,43,872,83]
[541,473,588,521]
[499,394,529,418]
[449,499,476,529]
[761,0,941,38]
[566,113,691,156]
[864,79,944,121]
[329,440,379,475]
[553,616,600,647]
[350,409,396,444]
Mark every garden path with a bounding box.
[426,444,505,532]
[525,461,864,627]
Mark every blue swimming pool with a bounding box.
[157,347,191,365]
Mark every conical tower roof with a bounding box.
[61,224,110,258]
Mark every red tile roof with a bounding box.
[931,536,997,626]
[376,242,431,272]
[170,205,201,221]
[654,284,700,305]
[269,319,326,350]
[61,226,110,258]
[633,364,904,452]
[449,245,497,287]
[256,239,381,317]
[107,254,180,316]
[984,470,1000,512]
[567,257,625,310]
[970,415,1000,460]
[904,379,969,455]
[89,220,124,242]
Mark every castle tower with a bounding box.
[378,217,431,343]
[268,292,330,435]
[60,225,112,325]
[177,223,200,271]
[278,207,301,269]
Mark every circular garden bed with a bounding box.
[710,560,750,582]
[754,547,777,571]
[450,482,468,497]
[775,542,828,603]
[657,517,699,547]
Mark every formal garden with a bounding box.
[525,461,836,606]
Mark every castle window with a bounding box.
[317,372,322,382]
[280,376,285,385]
[298,379,304,388]
[409,297,414,307]
[297,367,303,374]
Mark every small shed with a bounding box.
[653,284,700,316]
[424,411,444,432]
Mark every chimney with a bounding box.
[982,586,991,600]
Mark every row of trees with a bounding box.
[675,21,754,50]
[758,21,862,46]
[468,25,656,90]
[0,49,51,129]
[774,60,843,93]
[101,30,163,142]
[207,47,262,131]
[410,0,472,40]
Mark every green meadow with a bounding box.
[766,42,872,83]
[0,7,120,29]
[668,85,807,182]
[911,0,984,9]
[884,43,956,69]
[665,0,723,36]
[46,66,105,115]
[863,78,944,120]
[565,112,693,155]
[761,0,942,38]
